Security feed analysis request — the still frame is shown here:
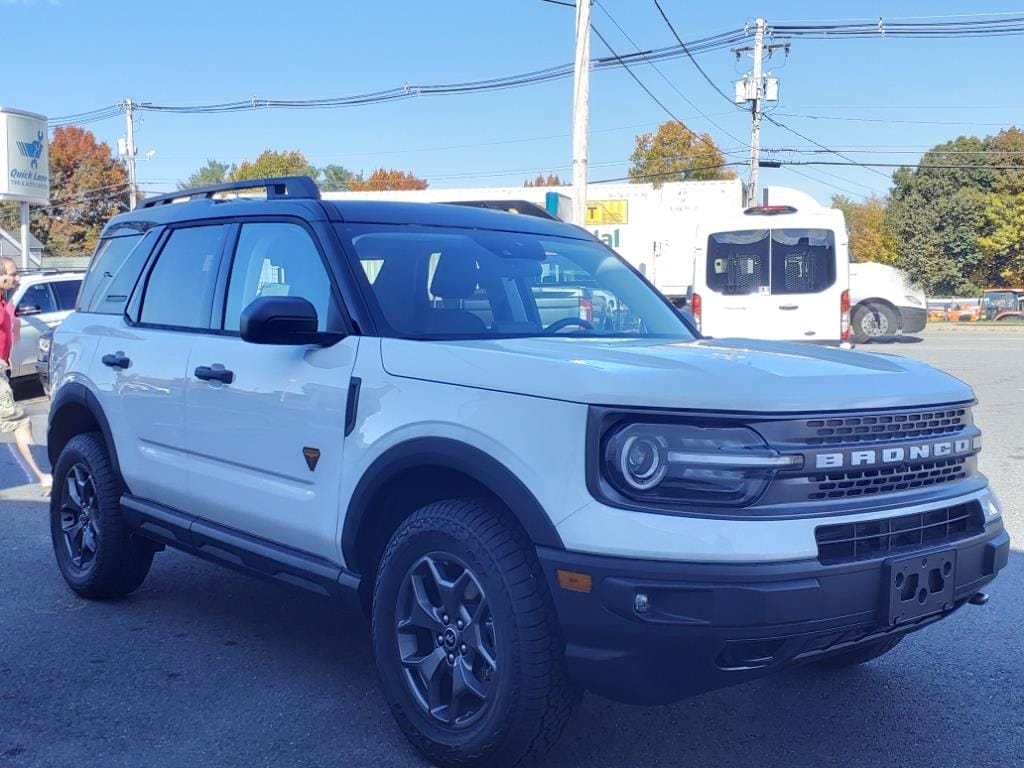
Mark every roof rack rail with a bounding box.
[138,176,321,209]
[445,199,558,221]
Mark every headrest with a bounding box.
[430,250,479,299]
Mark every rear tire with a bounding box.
[851,302,898,343]
[814,636,902,669]
[372,498,579,768]
[50,432,154,599]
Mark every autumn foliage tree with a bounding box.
[524,173,564,187]
[831,195,899,265]
[231,149,318,182]
[5,126,130,258]
[629,121,736,186]
[349,168,428,191]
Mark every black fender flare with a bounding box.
[48,382,127,490]
[341,437,564,568]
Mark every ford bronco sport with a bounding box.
[47,177,1009,767]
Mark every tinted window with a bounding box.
[140,225,228,329]
[223,222,337,332]
[52,280,82,311]
[706,228,836,296]
[78,234,143,313]
[18,283,56,315]
[770,229,836,295]
[339,225,690,340]
[706,230,770,296]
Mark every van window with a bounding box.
[706,230,769,296]
[770,229,836,295]
[706,228,835,296]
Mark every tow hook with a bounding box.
[969,592,990,606]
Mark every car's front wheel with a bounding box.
[372,499,579,768]
[50,432,154,599]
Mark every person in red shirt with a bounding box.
[1,257,52,493]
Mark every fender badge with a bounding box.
[302,447,321,472]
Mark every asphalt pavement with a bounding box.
[1,329,1022,768]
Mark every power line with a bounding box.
[773,112,1016,128]
[780,165,869,199]
[652,0,739,106]
[588,23,736,159]
[595,0,748,147]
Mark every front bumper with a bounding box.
[900,307,928,334]
[538,521,1008,704]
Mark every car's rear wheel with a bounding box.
[372,498,579,768]
[50,432,154,599]
[814,636,903,669]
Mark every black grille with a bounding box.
[808,457,968,500]
[815,501,983,564]
[802,408,968,446]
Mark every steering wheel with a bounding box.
[543,317,595,334]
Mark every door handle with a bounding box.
[779,304,799,311]
[194,365,234,384]
[101,352,131,370]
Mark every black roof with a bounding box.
[103,194,590,242]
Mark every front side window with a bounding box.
[18,283,57,315]
[222,222,338,332]
[140,225,228,329]
[338,224,692,340]
[706,228,836,296]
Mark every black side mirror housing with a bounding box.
[239,296,343,346]
[16,304,42,317]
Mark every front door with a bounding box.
[184,220,356,560]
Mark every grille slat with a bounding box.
[807,457,968,500]
[815,502,983,564]
[801,408,968,446]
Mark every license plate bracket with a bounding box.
[885,549,957,626]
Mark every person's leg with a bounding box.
[13,419,51,490]
[0,370,50,491]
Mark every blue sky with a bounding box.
[3,0,1023,204]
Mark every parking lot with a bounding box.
[1,327,1021,768]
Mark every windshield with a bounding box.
[706,228,836,296]
[336,224,694,340]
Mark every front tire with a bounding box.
[50,432,154,599]
[851,302,898,343]
[372,499,579,768]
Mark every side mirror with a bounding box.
[16,304,42,317]
[239,296,343,346]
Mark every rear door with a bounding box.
[184,220,356,560]
[697,228,774,338]
[766,227,842,341]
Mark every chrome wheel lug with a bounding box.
[456,619,464,630]
[460,644,467,655]
[437,634,444,645]
[447,653,455,664]
[442,614,449,624]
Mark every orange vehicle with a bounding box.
[980,288,1024,321]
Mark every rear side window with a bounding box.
[78,234,144,313]
[52,280,82,311]
[770,229,836,295]
[140,225,229,329]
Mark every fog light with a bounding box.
[634,591,650,613]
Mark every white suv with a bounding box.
[5,269,83,382]
[46,178,1009,768]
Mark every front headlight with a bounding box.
[602,421,801,507]
[904,295,924,306]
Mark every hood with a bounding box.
[380,336,973,413]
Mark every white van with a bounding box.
[690,189,850,344]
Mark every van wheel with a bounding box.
[852,302,898,343]
[372,499,579,768]
[50,433,154,599]
[814,636,903,669]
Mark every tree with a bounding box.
[231,149,318,182]
[320,164,361,192]
[524,173,564,187]
[628,121,736,186]
[0,126,129,258]
[179,159,235,189]
[832,195,899,265]
[349,168,428,191]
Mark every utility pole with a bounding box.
[747,18,765,206]
[571,0,591,226]
[124,98,138,211]
[733,19,786,205]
